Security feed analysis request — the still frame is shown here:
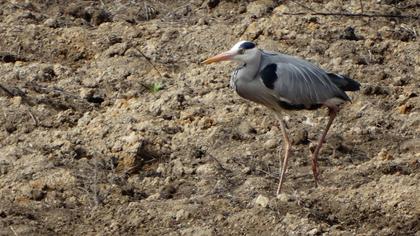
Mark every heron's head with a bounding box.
[203,41,259,64]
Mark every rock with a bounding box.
[22,185,46,201]
[243,22,263,40]
[241,167,251,174]
[263,139,278,149]
[362,85,390,96]
[172,159,185,176]
[44,18,59,28]
[34,66,56,82]
[175,209,190,221]
[400,138,420,153]
[255,194,269,208]
[340,26,359,41]
[180,226,215,236]
[377,149,393,161]
[156,163,166,174]
[196,163,216,176]
[307,228,320,236]
[276,193,295,202]
[206,0,220,9]
[116,140,158,174]
[237,121,257,139]
[30,189,46,201]
[246,0,274,18]
[159,184,176,199]
[292,130,309,145]
[0,52,20,63]
[397,104,413,114]
[103,42,128,57]
[91,8,112,26]
[5,121,17,133]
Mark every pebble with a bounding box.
[176,209,190,221]
[263,139,278,149]
[44,18,58,28]
[377,149,393,161]
[276,193,293,202]
[255,194,269,208]
[159,184,177,199]
[207,0,220,9]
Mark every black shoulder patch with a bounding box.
[260,64,278,89]
[239,42,256,49]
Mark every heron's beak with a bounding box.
[202,51,236,64]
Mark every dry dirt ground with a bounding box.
[0,0,419,235]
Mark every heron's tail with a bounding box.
[328,73,361,91]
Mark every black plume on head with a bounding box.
[239,41,256,49]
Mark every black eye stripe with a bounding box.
[239,42,256,49]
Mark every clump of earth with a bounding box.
[0,0,418,235]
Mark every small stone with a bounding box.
[11,96,22,106]
[196,163,216,176]
[44,18,58,28]
[159,184,176,199]
[255,194,269,208]
[237,121,257,138]
[340,26,359,40]
[104,42,128,57]
[398,104,412,114]
[291,130,309,145]
[377,149,393,160]
[30,189,46,201]
[156,163,166,174]
[276,193,290,202]
[242,167,251,174]
[207,0,220,9]
[307,228,320,236]
[0,52,18,63]
[263,139,278,149]
[91,8,112,26]
[176,209,190,221]
[5,121,17,133]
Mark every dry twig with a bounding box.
[134,48,163,79]
[279,11,419,20]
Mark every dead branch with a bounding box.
[0,84,16,97]
[279,11,419,20]
[134,48,163,79]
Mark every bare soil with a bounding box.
[0,0,419,235]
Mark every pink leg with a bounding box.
[311,108,337,187]
[276,116,291,196]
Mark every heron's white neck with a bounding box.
[238,50,262,81]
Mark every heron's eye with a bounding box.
[238,48,245,54]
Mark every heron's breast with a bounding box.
[235,79,278,109]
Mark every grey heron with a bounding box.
[203,41,360,196]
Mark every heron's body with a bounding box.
[231,49,359,113]
[203,41,360,195]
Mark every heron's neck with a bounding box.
[239,50,262,81]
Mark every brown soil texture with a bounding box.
[0,0,419,235]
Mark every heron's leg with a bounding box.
[276,116,291,196]
[311,108,337,187]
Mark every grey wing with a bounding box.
[263,56,350,106]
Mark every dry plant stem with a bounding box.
[9,226,18,236]
[0,84,14,97]
[310,108,337,187]
[280,12,419,20]
[135,48,163,79]
[276,115,291,196]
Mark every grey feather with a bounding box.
[259,51,350,107]
[230,48,358,112]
